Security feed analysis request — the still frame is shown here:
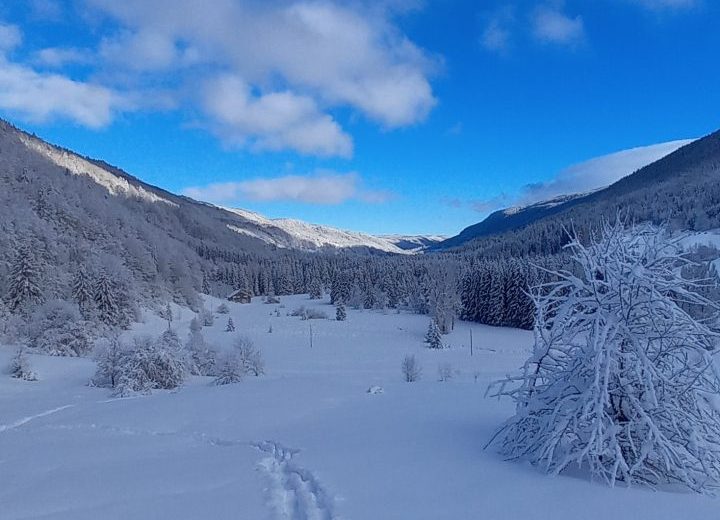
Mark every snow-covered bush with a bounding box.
[401,354,421,382]
[335,303,347,321]
[211,335,265,385]
[8,348,37,381]
[488,222,720,493]
[93,331,188,396]
[186,329,218,376]
[212,351,245,386]
[200,307,215,326]
[225,317,235,332]
[28,300,95,356]
[216,303,230,314]
[233,335,265,376]
[437,362,453,382]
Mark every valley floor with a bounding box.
[1,295,718,519]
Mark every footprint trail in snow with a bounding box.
[254,440,339,520]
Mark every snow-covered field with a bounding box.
[1,295,718,519]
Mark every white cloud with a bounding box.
[99,31,182,71]
[0,56,128,128]
[202,74,352,158]
[532,5,585,45]
[0,23,22,52]
[482,19,511,52]
[85,0,437,131]
[183,171,391,205]
[470,139,694,213]
[34,47,93,68]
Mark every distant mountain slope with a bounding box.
[380,235,446,252]
[224,208,407,254]
[437,192,592,250]
[437,138,702,250]
[0,119,406,256]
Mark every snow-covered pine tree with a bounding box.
[226,317,236,332]
[424,320,443,349]
[336,302,347,321]
[71,269,93,315]
[94,271,120,326]
[308,278,323,299]
[6,245,44,313]
[488,222,720,493]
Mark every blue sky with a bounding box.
[0,0,718,236]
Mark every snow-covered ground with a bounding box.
[1,295,718,519]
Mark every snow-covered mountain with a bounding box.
[0,118,411,257]
[437,130,720,253]
[223,208,407,254]
[380,234,446,252]
[436,138,701,250]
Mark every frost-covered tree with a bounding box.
[212,351,245,386]
[92,336,126,388]
[308,279,323,299]
[28,300,94,356]
[217,303,230,314]
[225,317,235,332]
[401,354,421,382]
[488,222,720,493]
[424,320,443,349]
[200,306,215,327]
[6,245,44,313]
[94,272,120,327]
[72,269,93,315]
[335,303,347,321]
[8,347,37,381]
[186,329,217,376]
[233,335,265,376]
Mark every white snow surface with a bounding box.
[225,207,408,253]
[2,295,718,519]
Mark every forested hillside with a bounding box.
[441,130,720,256]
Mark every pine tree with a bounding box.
[226,317,235,332]
[335,303,347,321]
[6,245,44,312]
[94,271,120,326]
[424,320,443,349]
[309,279,323,299]
[71,269,93,314]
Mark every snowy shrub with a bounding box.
[28,300,95,356]
[8,348,37,381]
[306,309,328,320]
[93,331,188,396]
[92,336,127,388]
[233,335,265,376]
[401,354,422,382]
[216,303,230,314]
[437,362,453,382]
[200,307,215,326]
[225,317,235,332]
[212,351,245,386]
[290,306,308,319]
[189,316,202,332]
[186,329,218,376]
[264,295,280,305]
[488,222,720,493]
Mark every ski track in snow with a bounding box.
[0,404,75,433]
[254,440,339,520]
